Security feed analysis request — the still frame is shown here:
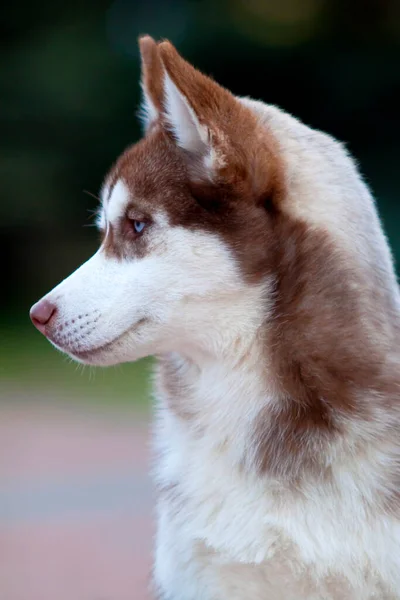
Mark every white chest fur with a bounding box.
[152,356,400,599]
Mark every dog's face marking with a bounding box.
[103,179,129,227]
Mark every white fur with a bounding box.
[162,73,225,179]
[140,82,159,131]
[105,179,130,225]
[95,181,110,230]
[154,390,400,598]
[163,72,209,154]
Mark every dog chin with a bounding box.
[49,339,123,367]
[69,347,122,367]
[51,319,151,367]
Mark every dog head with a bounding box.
[30,37,282,366]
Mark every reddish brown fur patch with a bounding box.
[253,213,400,479]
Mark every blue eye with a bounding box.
[133,220,146,234]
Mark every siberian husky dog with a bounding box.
[30,36,400,599]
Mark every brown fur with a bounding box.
[253,207,400,479]
[139,36,165,116]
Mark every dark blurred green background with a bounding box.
[1,0,399,404]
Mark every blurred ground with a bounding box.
[0,391,153,600]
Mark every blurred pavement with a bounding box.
[0,399,153,600]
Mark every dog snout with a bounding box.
[30,298,57,335]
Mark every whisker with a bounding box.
[83,189,100,201]
[84,206,101,227]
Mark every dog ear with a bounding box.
[138,35,164,131]
[138,38,279,197]
[157,40,243,181]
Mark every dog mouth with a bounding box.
[52,318,148,363]
[70,334,128,361]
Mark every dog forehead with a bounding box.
[112,131,187,200]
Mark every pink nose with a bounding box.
[30,299,57,335]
